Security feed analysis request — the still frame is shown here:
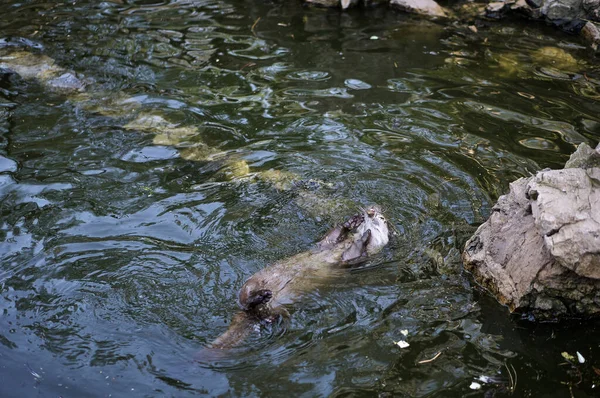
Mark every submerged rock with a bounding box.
[0,50,86,92]
[531,46,579,71]
[124,114,200,142]
[463,143,600,320]
[254,169,352,218]
[0,51,62,79]
[46,72,86,91]
[123,113,220,161]
[487,44,584,80]
[213,159,251,180]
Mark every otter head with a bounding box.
[356,206,389,255]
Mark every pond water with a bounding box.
[1,0,600,396]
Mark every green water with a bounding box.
[1,1,599,397]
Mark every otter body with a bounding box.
[210,207,389,349]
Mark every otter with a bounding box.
[209,206,390,349]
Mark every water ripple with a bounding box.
[1,1,600,397]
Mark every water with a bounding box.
[1,1,600,396]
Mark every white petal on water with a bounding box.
[400,329,409,336]
[395,340,410,349]
[470,382,482,390]
[344,79,371,90]
[577,351,585,363]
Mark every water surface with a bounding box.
[1,1,600,397]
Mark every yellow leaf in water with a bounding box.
[561,352,575,362]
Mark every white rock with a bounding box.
[390,0,448,17]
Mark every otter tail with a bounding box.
[208,311,259,350]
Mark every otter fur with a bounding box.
[209,207,390,349]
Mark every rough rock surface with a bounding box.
[528,167,600,279]
[304,0,339,7]
[300,0,600,53]
[303,0,448,17]
[390,0,448,16]
[300,0,600,52]
[463,177,558,312]
[581,21,600,53]
[499,0,600,51]
[463,143,600,320]
[541,0,585,22]
[564,140,600,168]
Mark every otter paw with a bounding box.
[343,214,364,231]
[247,289,273,308]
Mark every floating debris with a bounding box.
[505,361,517,394]
[25,363,42,381]
[469,382,481,390]
[561,352,576,362]
[418,351,442,364]
[395,340,410,349]
[577,351,585,364]
[344,79,371,90]
[478,375,491,383]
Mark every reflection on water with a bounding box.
[1,0,600,397]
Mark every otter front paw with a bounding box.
[341,229,372,263]
[246,289,273,309]
[343,214,364,231]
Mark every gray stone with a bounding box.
[564,142,600,168]
[463,177,557,312]
[527,0,545,8]
[546,3,578,19]
[463,143,600,319]
[512,0,538,17]
[486,1,517,18]
[304,0,339,7]
[528,167,600,279]
[341,0,358,8]
[542,0,584,20]
[581,21,600,51]
[535,295,567,313]
[390,0,448,17]
[583,0,600,12]
[584,0,600,19]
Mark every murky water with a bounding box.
[1,1,600,396]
